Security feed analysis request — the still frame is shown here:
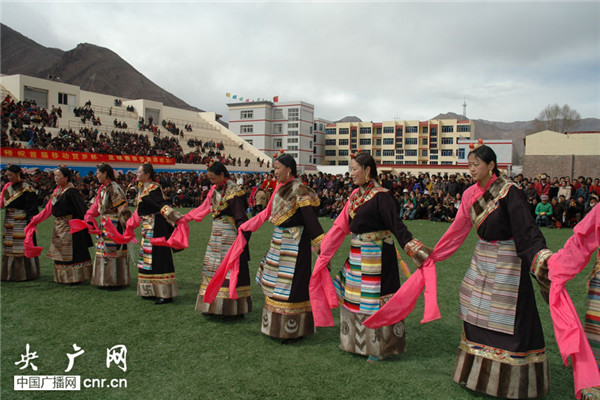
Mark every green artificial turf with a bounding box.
[1,211,593,399]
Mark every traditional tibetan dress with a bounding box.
[90,181,132,287]
[1,181,40,281]
[135,182,181,300]
[196,179,251,315]
[546,205,600,399]
[46,183,93,283]
[360,176,554,397]
[256,179,324,339]
[332,182,429,358]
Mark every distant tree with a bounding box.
[533,104,581,133]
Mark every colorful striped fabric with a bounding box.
[203,217,237,278]
[137,215,154,271]
[459,239,521,335]
[334,233,383,315]
[585,260,600,366]
[2,209,27,256]
[256,225,301,301]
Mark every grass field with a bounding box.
[1,211,594,399]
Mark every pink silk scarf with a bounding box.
[69,183,108,235]
[364,175,497,329]
[548,205,600,399]
[150,185,216,249]
[308,189,357,327]
[23,187,60,257]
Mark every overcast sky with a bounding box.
[2,1,599,122]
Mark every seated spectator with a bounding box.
[535,194,552,227]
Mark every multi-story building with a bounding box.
[312,118,331,166]
[323,119,474,166]
[456,139,514,174]
[228,100,319,171]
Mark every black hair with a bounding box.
[468,145,500,177]
[353,152,378,180]
[56,166,72,182]
[275,153,297,177]
[97,163,117,181]
[7,165,22,175]
[207,161,230,178]
[140,163,156,180]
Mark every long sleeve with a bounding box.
[548,205,600,399]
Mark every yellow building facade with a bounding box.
[323,119,474,166]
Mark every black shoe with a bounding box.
[155,298,173,305]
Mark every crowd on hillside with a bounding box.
[2,167,597,229]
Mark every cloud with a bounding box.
[2,1,598,122]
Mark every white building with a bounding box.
[456,139,514,174]
[228,100,318,171]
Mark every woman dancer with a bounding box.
[364,143,552,398]
[310,152,431,362]
[1,165,40,281]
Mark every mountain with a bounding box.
[0,23,200,112]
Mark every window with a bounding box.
[457,125,471,132]
[421,127,428,134]
[441,150,453,156]
[339,160,349,166]
[288,131,298,136]
[422,150,428,157]
[288,108,299,121]
[406,126,418,133]
[325,139,336,146]
[396,155,404,160]
[339,150,349,156]
[441,161,453,165]
[359,127,371,134]
[288,145,298,151]
[376,150,381,156]
[325,128,336,135]
[288,138,298,144]
[339,128,349,135]
[241,110,253,119]
[405,150,418,157]
[429,161,438,165]
[325,150,336,156]
[383,127,394,134]
[246,139,253,146]
[441,126,454,133]
[240,125,253,133]
[329,161,336,165]
[421,138,428,145]
[309,156,312,163]
[383,150,395,156]
[430,127,437,136]
[382,161,394,165]
[290,153,298,159]
[430,137,437,143]
[274,139,282,147]
[430,155,438,160]
[273,109,283,119]
[273,124,283,134]
[383,138,394,145]
[339,139,349,145]
[359,138,372,145]
[288,123,299,129]
[458,148,466,159]
[58,93,69,105]
[376,139,382,146]
[441,138,454,145]
[405,138,418,145]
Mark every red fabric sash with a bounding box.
[23,187,59,257]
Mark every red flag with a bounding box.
[273,96,279,102]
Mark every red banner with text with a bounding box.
[1,148,175,165]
